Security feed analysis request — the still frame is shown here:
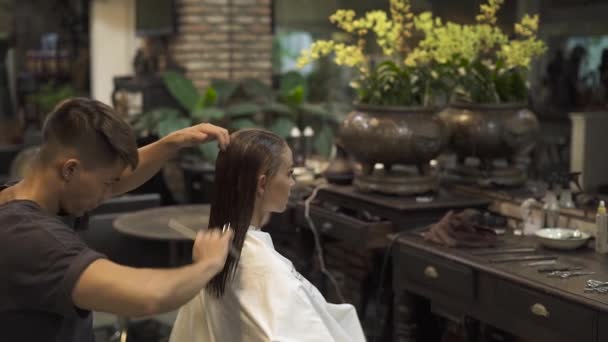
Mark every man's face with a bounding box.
[58,158,125,217]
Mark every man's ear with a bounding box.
[61,159,80,182]
[257,174,267,197]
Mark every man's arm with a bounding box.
[110,137,178,196]
[112,123,230,196]
[72,229,233,316]
[73,259,214,316]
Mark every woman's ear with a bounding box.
[257,174,267,197]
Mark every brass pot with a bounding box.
[340,104,447,174]
[438,102,539,163]
[323,143,354,185]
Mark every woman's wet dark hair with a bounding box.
[206,128,288,297]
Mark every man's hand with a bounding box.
[73,227,234,317]
[166,123,230,150]
[193,228,234,273]
[112,123,229,196]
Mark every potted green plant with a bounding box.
[406,0,547,168]
[297,0,450,194]
[130,72,264,203]
[132,71,337,202]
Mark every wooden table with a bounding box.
[288,185,491,340]
[316,185,490,228]
[113,204,210,265]
[392,231,608,342]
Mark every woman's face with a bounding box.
[260,146,295,213]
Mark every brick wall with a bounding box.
[170,0,273,90]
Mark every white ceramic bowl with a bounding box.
[534,228,591,250]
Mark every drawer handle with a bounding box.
[530,303,550,318]
[424,266,439,279]
[321,222,333,232]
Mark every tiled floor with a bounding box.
[92,311,178,342]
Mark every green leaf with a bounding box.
[198,143,220,162]
[192,87,216,112]
[28,83,77,114]
[192,107,225,123]
[130,115,149,135]
[230,118,259,130]
[240,78,274,102]
[314,124,334,158]
[262,102,293,116]
[226,103,260,118]
[202,87,218,107]
[269,117,295,138]
[136,108,181,134]
[355,60,447,106]
[210,79,238,104]
[279,71,307,100]
[163,71,200,112]
[157,117,192,137]
[284,85,304,106]
[507,69,527,102]
[494,58,506,77]
[299,103,331,118]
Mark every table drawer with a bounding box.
[295,203,393,248]
[397,246,475,301]
[492,280,595,342]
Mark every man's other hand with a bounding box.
[192,228,234,273]
[167,123,230,150]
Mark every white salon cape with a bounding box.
[170,229,366,342]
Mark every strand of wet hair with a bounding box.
[206,164,257,297]
[206,215,249,297]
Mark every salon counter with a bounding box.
[392,231,608,342]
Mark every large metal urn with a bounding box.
[339,104,448,195]
[438,102,540,186]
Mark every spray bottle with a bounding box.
[596,200,608,254]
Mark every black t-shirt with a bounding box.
[0,197,106,342]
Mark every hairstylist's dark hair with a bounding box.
[40,97,139,170]
[206,128,288,297]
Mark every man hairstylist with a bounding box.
[0,98,233,341]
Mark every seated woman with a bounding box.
[170,129,365,342]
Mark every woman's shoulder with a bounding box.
[239,232,291,271]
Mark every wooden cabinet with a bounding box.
[487,276,596,342]
[393,234,608,342]
[397,246,475,302]
[294,202,393,248]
